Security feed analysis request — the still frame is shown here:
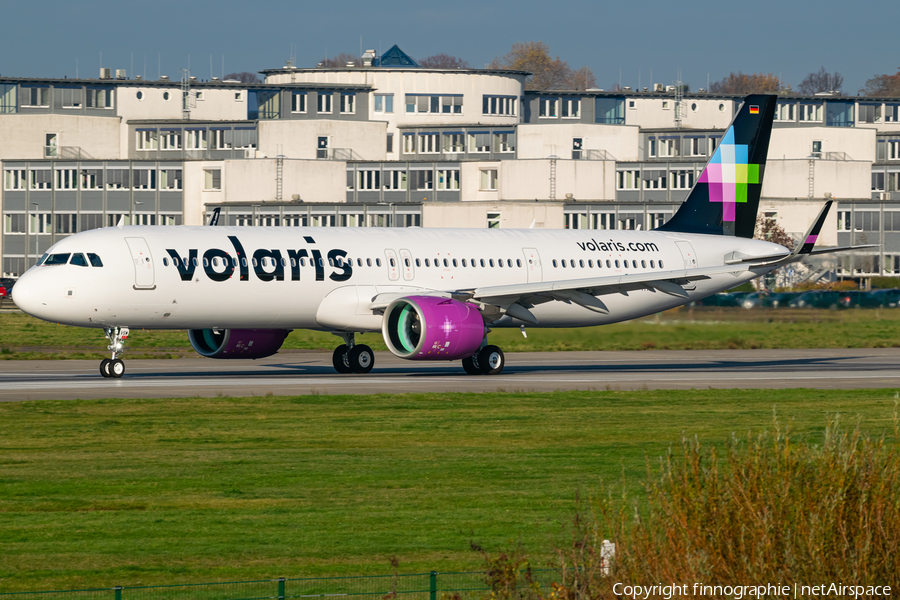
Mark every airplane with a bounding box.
[11,94,874,379]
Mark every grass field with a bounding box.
[1,389,898,592]
[3,307,900,360]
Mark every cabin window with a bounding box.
[87,254,102,268]
[480,259,486,267]
[606,260,611,268]
[193,257,199,267]
[552,260,558,268]
[561,260,566,268]
[452,259,458,267]
[650,260,655,268]
[319,258,324,267]
[516,259,522,268]
[45,253,71,265]
[367,258,372,267]
[70,253,89,267]
[641,260,646,268]
[443,259,449,267]
[415,258,421,267]
[390,258,395,267]
[424,258,430,267]
[615,260,620,268]
[471,259,476,267]
[163,257,169,267]
[659,260,665,269]
[376,258,382,267]
[489,259,495,267]
[587,260,593,267]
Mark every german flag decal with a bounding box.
[749,105,760,114]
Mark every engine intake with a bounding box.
[382,296,484,361]
[188,329,290,359]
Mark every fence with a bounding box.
[0,570,563,600]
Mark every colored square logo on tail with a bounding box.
[698,127,761,222]
[749,105,759,114]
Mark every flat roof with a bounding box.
[0,77,372,90]
[259,67,531,77]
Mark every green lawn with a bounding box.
[0,390,897,591]
[3,307,900,360]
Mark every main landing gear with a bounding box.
[462,344,505,376]
[100,326,129,379]
[332,333,375,374]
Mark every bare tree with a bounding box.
[861,68,900,97]
[798,67,843,95]
[224,72,260,84]
[709,72,782,94]
[754,215,794,250]
[490,41,596,91]
[418,53,470,69]
[318,53,360,68]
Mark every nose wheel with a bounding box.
[331,333,375,374]
[100,327,129,378]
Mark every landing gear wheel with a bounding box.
[348,344,374,374]
[478,345,505,375]
[462,356,481,375]
[109,359,125,378]
[332,344,353,374]
[100,359,112,378]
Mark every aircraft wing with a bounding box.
[454,263,754,323]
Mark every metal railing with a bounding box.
[0,570,562,600]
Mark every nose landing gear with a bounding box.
[100,327,129,378]
[331,333,375,374]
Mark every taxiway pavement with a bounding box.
[1,348,899,401]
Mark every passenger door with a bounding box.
[383,249,399,281]
[399,249,415,281]
[125,237,155,289]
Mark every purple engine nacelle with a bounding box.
[382,296,485,361]
[188,328,290,359]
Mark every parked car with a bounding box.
[741,291,793,309]
[0,285,6,298]
[789,290,844,309]
[859,289,900,308]
[837,290,864,308]
[697,292,748,307]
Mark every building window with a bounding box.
[374,93,394,114]
[418,133,439,154]
[662,100,670,110]
[204,169,222,191]
[887,105,900,123]
[670,169,694,189]
[642,170,667,189]
[233,128,257,149]
[859,103,881,124]
[86,88,113,108]
[106,169,130,190]
[837,211,851,231]
[186,129,207,150]
[658,138,679,157]
[799,103,823,122]
[23,87,49,107]
[482,95,516,116]
[689,137,706,156]
[55,168,78,190]
[210,129,232,150]
[79,169,102,190]
[468,132,491,153]
[539,98,558,117]
[59,88,83,109]
[4,214,26,234]
[133,169,156,191]
[386,133,393,153]
[888,141,900,160]
[411,171,433,191]
[709,137,720,154]
[616,170,639,190]
[565,213,587,229]
[30,169,52,190]
[593,213,615,230]
[160,169,182,190]
[4,169,26,190]
[0,83,17,114]
[480,169,498,191]
[30,213,52,234]
[595,98,624,124]
[487,212,501,228]
[357,170,380,191]
[384,170,407,190]
[54,214,78,234]
[340,93,355,114]
[493,132,516,153]
[136,130,158,150]
[826,101,854,127]
[437,169,460,190]
[647,138,657,158]
[248,90,280,119]
[292,92,306,113]
[160,129,182,150]
[45,133,58,158]
[404,94,463,114]
[443,133,465,153]
[561,98,580,118]
[402,134,415,154]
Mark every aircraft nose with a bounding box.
[12,269,53,320]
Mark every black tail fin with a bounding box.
[657,94,777,238]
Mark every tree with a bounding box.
[861,68,900,97]
[709,72,782,94]
[224,72,260,84]
[318,53,360,68]
[418,53,470,69]
[798,67,843,95]
[754,215,794,250]
[490,41,596,91]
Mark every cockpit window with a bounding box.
[87,253,103,267]
[70,253,89,267]
[45,253,71,266]
[36,253,49,266]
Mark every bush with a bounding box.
[480,408,900,599]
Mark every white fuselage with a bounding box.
[13,225,782,332]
